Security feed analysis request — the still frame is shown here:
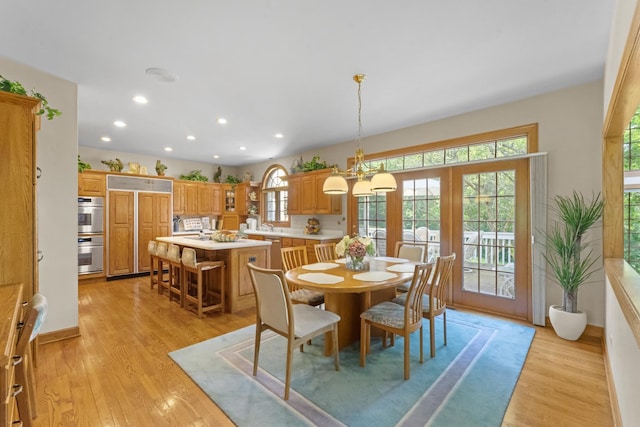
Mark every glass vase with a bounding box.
[346,255,368,271]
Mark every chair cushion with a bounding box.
[290,289,325,306]
[395,280,411,293]
[292,304,340,338]
[361,301,415,329]
[391,294,432,313]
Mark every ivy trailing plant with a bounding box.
[291,155,330,173]
[179,170,209,182]
[0,74,62,120]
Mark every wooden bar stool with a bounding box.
[156,242,170,295]
[148,240,159,290]
[167,244,184,305]
[181,247,225,317]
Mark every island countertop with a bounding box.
[156,236,272,250]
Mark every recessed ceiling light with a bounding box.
[186,135,196,140]
[132,95,148,104]
[113,120,127,128]
[145,68,179,83]
[164,147,173,152]
[217,118,227,125]
[101,136,111,142]
[213,155,220,159]
[274,133,284,139]
[240,146,247,150]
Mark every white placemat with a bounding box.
[353,271,398,282]
[374,256,409,263]
[386,263,418,273]
[302,262,340,271]
[297,273,344,285]
[335,258,346,264]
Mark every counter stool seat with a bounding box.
[156,242,170,295]
[182,248,225,317]
[166,244,184,305]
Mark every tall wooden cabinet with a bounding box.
[108,190,171,276]
[287,169,342,215]
[0,91,40,303]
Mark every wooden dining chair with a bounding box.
[15,293,48,426]
[247,263,340,400]
[181,248,225,317]
[392,253,456,357]
[314,242,337,263]
[360,262,433,380]
[394,241,429,293]
[280,246,324,306]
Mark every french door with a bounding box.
[451,159,529,319]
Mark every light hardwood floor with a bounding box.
[30,276,613,426]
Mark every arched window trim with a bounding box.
[260,164,290,227]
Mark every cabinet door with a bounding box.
[223,184,236,213]
[221,214,240,231]
[78,172,106,196]
[314,171,342,214]
[183,182,198,214]
[300,174,315,214]
[198,183,214,215]
[138,193,171,272]
[173,181,185,214]
[211,185,222,215]
[287,175,301,215]
[108,191,134,275]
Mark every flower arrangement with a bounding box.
[336,235,376,270]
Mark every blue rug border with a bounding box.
[169,309,535,427]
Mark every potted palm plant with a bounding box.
[544,191,604,340]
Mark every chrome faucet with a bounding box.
[263,223,274,232]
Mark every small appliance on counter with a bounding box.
[246,218,258,231]
[173,216,181,233]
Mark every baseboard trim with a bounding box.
[602,337,623,426]
[39,326,80,344]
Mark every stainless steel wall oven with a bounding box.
[78,235,104,274]
[78,196,104,234]
[78,196,104,275]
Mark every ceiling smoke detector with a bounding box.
[145,68,179,83]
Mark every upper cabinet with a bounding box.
[288,169,341,215]
[236,181,260,215]
[173,181,221,216]
[78,170,106,196]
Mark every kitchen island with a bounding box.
[156,236,271,313]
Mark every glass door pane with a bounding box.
[401,177,441,261]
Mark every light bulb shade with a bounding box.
[370,171,397,192]
[323,174,348,194]
[352,179,374,197]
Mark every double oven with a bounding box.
[78,196,104,275]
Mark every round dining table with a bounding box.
[284,257,416,355]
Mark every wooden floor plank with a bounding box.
[28,276,612,426]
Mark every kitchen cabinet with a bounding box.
[198,182,222,216]
[0,91,40,304]
[78,170,106,196]
[138,193,172,271]
[221,214,240,231]
[108,191,134,275]
[287,169,341,215]
[173,181,221,216]
[108,189,171,276]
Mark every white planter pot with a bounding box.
[549,305,587,341]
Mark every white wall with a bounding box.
[604,0,638,112]
[606,277,640,425]
[0,57,79,335]
[603,2,640,425]
[246,80,606,326]
[78,146,238,182]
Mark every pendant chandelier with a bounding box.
[322,74,397,197]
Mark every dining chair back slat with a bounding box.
[314,242,337,263]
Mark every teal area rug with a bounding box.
[169,310,534,427]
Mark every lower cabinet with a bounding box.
[209,246,270,312]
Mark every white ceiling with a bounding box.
[1,1,615,167]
